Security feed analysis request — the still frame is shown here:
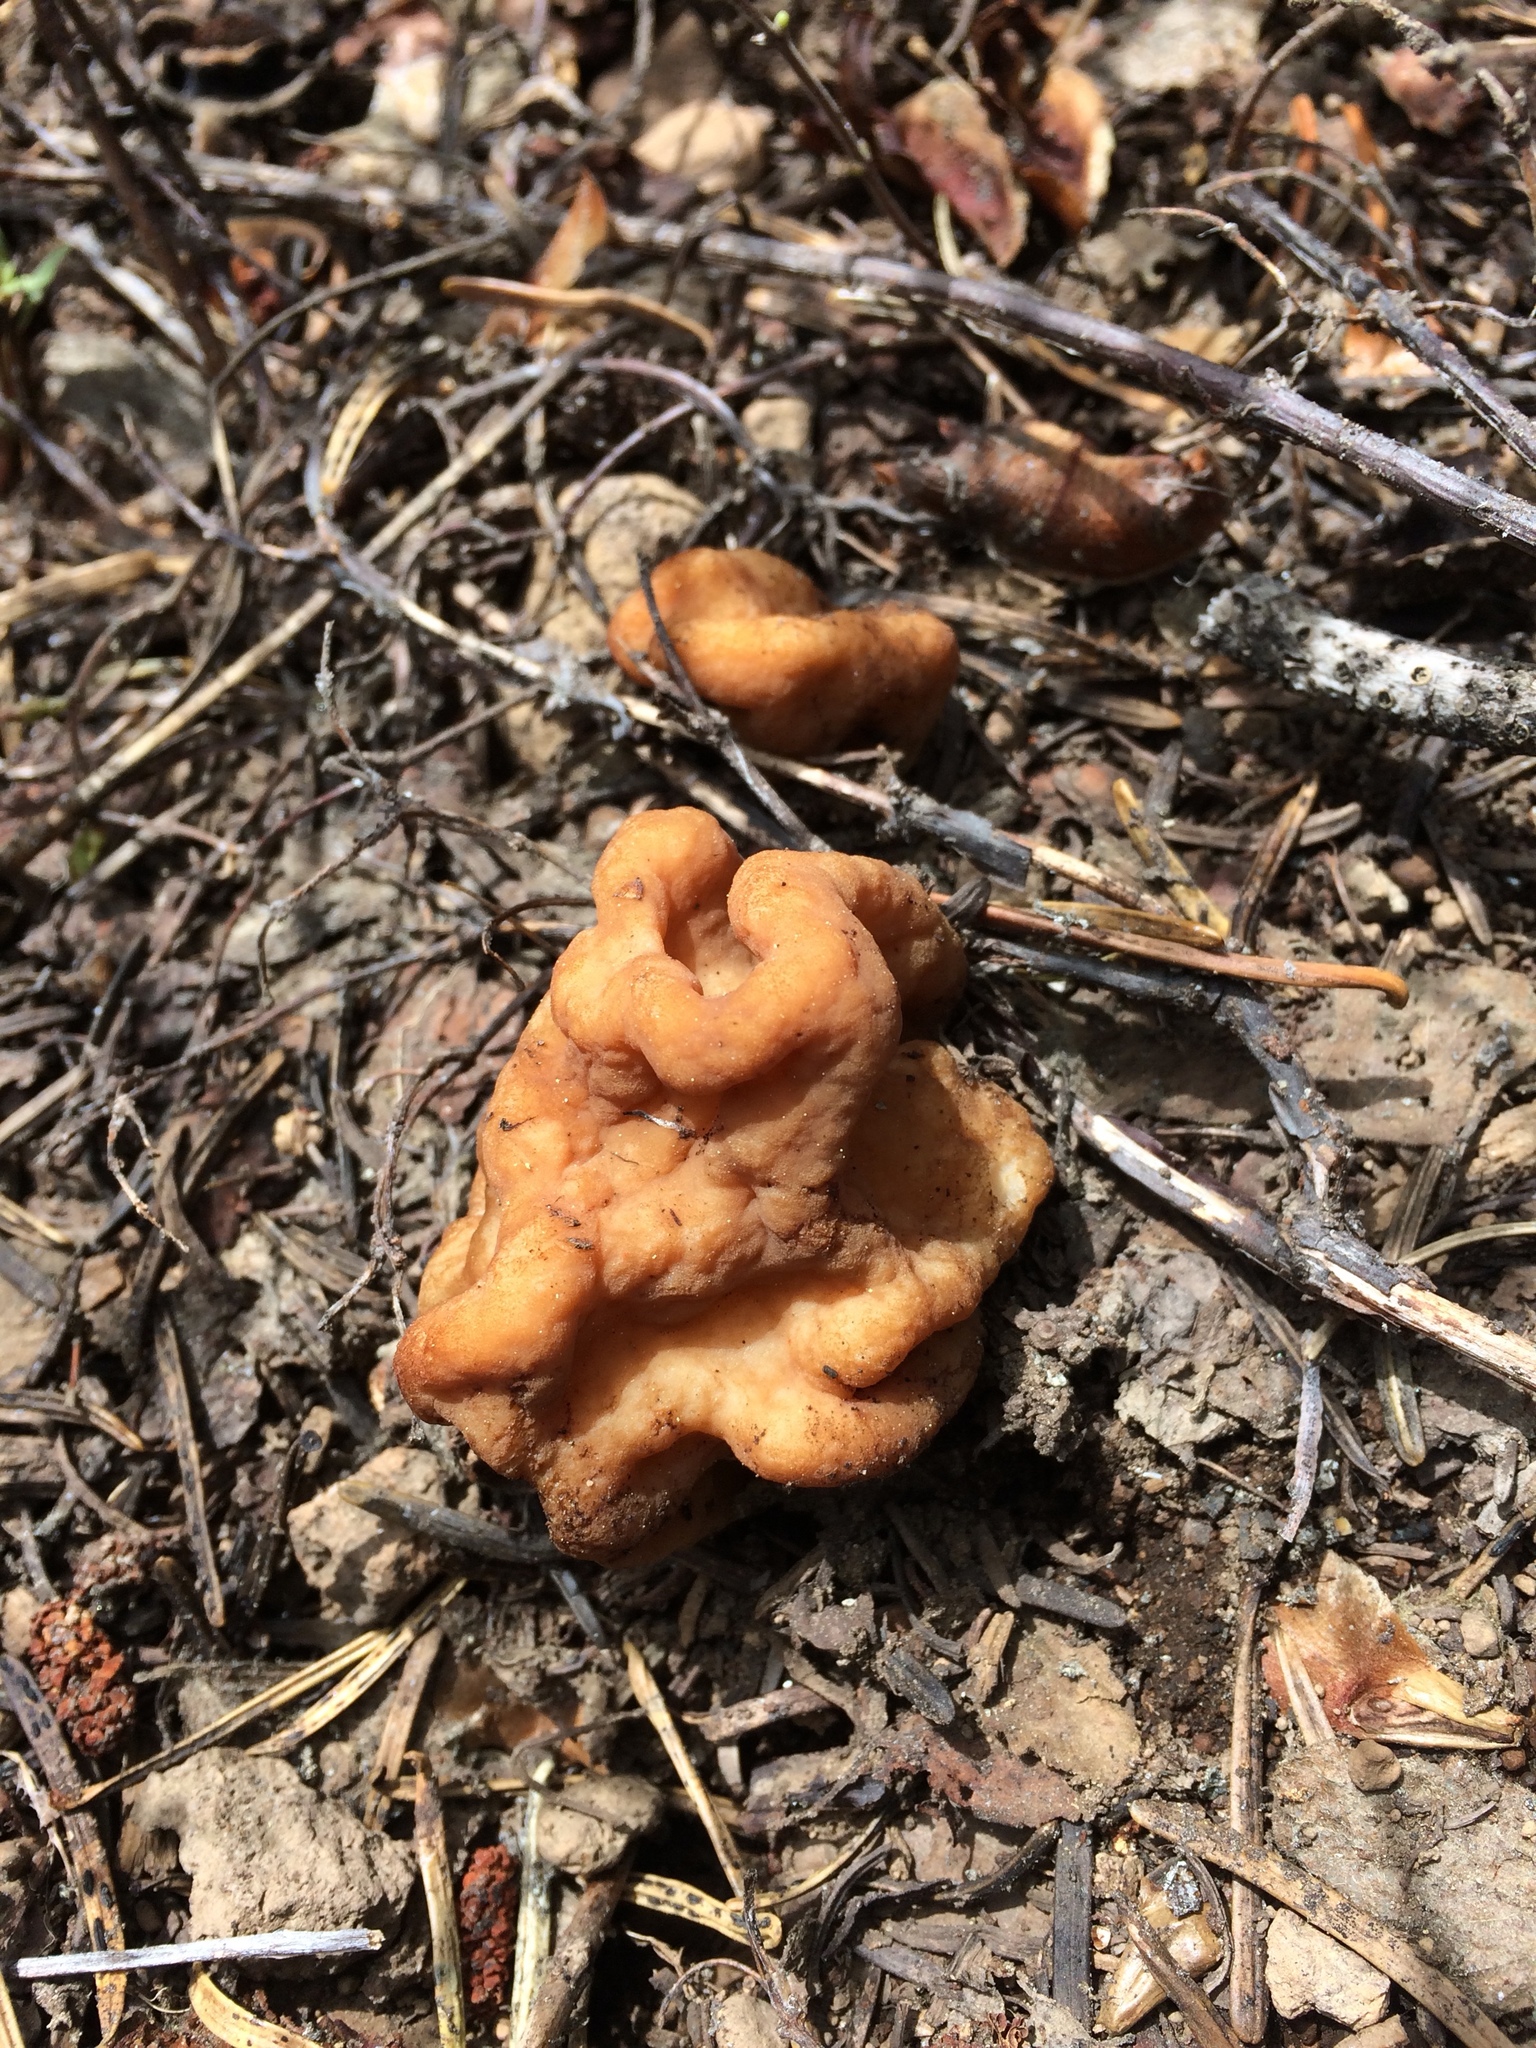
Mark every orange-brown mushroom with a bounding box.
[605,547,958,757]
[393,807,1053,1562]
[887,423,1230,583]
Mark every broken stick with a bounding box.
[1131,1799,1513,2048]
[1199,576,1536,753]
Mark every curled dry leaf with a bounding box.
[886,423,1230,583]
[1372,47,1478,138]
[632,97,774,196]
[1021,63,1113,237]
[1099,1859,1225,2032]
[476,167,612,351]
[1264,1552,1522,1749]
[889,77,1029,268]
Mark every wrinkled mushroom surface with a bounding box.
[394,807,1052,1561]
[606,547,958,757]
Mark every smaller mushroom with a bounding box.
[606,547,958,757]
[886,423,1230,584]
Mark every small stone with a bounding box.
[533,1775,665,1875]
[1266,1909,1392,2027]
[126,1748,415,1940]
[713,1991,781,2048]
[1389,853,1437,897]
[1460,1608,1502,1660]
[1501,1748,1528,1772]
[1339,854,1409,923]
[1430,895,1467,936]
[287,1444,447,1625]
[1347,1739,1402,1793]
[742,393,812,456]
[1336,2020,1409,2048]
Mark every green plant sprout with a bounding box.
[0,232,65,318]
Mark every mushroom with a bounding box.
[606,547,958,758]
[886,423,1230,583]
[393,807,1053,1562]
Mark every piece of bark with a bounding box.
[1199,577,1536,753]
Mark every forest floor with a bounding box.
[4,2,1536,2045]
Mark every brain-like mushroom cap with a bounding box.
[606,547,958,757]
[394,808,1052,1561]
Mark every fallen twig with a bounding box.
[1199,575,1536,752]
[981,899,1408,1002]
[16,1928,382,1978]
[1228,1581,1268,2045]
[0,1656,127,2038]
[1131,1799,1514,2048]
[601,220,1536,553]
[411,1753,466,2048]
[518,1864,632,2048]
[1073,1099,1536,1401]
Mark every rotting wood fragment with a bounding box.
[1199,578,1536,753]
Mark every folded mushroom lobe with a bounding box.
[606,546,958,758]
[394,806,1052,1562]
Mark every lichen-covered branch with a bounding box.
[1199,576,1536,752]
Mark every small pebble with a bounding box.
[1348,1738,1402,1792]
[1460,1609,1502,1660]
[1500,1747,1527,1773]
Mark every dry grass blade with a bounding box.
[56,1632,386,1811]
[52,1437,152,1539]
[1033,901,1226,950]
[153,1314,224,1628]
[442,278,714,351]
[362,1626,443,1828]
[1130,1798,1516,2048]
[1114,778,1230,936]
[625,1875,781,1950]
[0,1392,139,1449]
[0,551,189,630]
[0,1656,127,2040]
[190,1967,315,2048]
[0,1973,25,2048]
[248,1576,467,1755]
[319,355,417,504]
[624,1637,744,1896]
[1229,776,1320,952]
[410,1751,466,2048]
[510,1757,555,2048]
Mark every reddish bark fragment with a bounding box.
[459,1843,519,2007]
[26,1598,134,1757]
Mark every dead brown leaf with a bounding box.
[890,78,1029,268]
[887,422,1230,583]
[1021,64,1113,237]
[1264,1553,1521,1749]
[1372,47,1478,138]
